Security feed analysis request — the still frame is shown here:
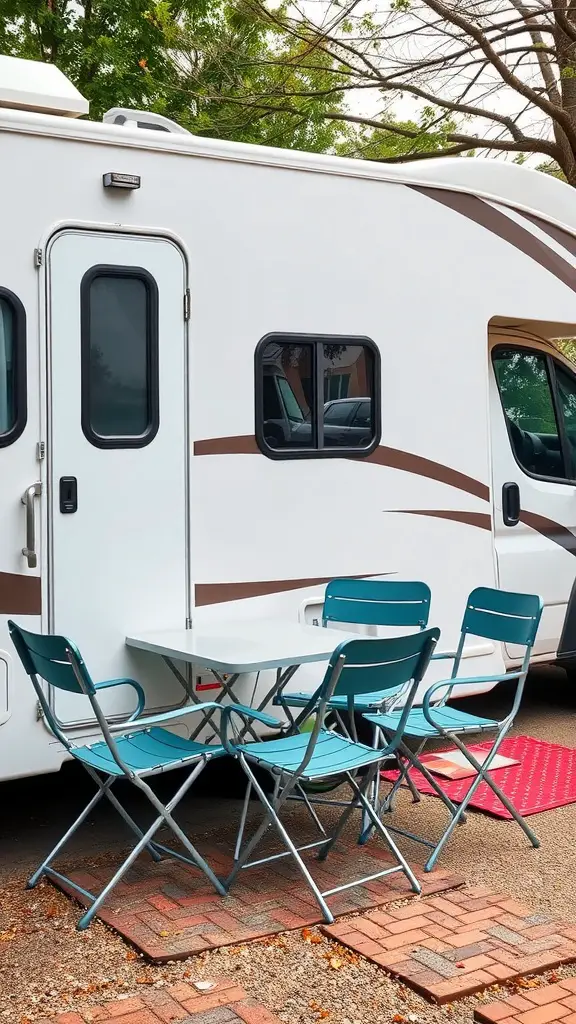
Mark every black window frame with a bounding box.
[255,332,381,460]
[80,265,159,450]
[492,343,576,485]
[0,287,27,448]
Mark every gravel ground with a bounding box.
[2,665,576,1024]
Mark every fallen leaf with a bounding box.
[329,957,343,970]
[455,962,465,969]
[392,1015,407,1023]
[125,951,138,961]
[136,976,154,985]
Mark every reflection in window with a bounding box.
[556,366,576,476]
[261,342,313,448]
[493,348,564,478]
[257,335,378,456]
[82,269,159,448]
[0,297,15,436]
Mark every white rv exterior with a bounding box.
[2,56,576,781]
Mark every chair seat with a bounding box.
[241,729,384,780]
[73,727,225,776]
[363,706,498,739]
[281,689,400,712]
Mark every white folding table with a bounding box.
[125,619,359,742]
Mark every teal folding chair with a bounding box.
[220,627,440,923]
[361,587,543,871]
[9,620,228,929]
[276,578,431,823]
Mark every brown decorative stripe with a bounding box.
[0,572,41,615]
[364,446,489,502]
[393,510,492,531]
[410,185,576,296]
[195,572,393,606]
[520,510,576,556]
[193,436,576,559]
[194,434,490,502]
[194,436,259,456]
[521,211,576,260]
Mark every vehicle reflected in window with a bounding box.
[258,336,378,457]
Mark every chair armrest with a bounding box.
[422,671,523,729]
[109,700,224,734]
[94,678,146,722]
[219,703,286,754]
[430,651,458,661]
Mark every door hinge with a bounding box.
[185,617,193,629]
[36,442,45,461]
[34,248,43,267]
[183,288,191,321]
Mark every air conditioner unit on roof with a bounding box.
[0,55,89,117]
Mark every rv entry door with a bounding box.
[47,231,190,726]
[490,336,576,660]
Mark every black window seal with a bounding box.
[492,343,576,486]
[255,331,381,461]
[80,265,159,450]
[0,287,27,449]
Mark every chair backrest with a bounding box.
[295,627,440,771]
[8,620,96,748]
[460,588,542,652]
[323,579,431,630]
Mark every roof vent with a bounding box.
[0,55,88,117]
[103,108,191,135]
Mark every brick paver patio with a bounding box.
[32,978,280,1024]
[322,886,576,1003]
[475,977,576,1024]
[52,838,462,961]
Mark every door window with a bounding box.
[493,347,576,480]
[0,289,26,447]
[81,267,159,448]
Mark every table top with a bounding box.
[125,619,360,673]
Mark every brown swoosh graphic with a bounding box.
[520,510,576,556]
[195,572,394,606]
[0,572,41,615]
[364,446,489,502]
[193,436,576,559]
[410,185,576,296]
[393,510,492,531]
[194,435,489,502]
[194,436,259,456]
[521,212,576,260]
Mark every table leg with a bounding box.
[235,664,300,742]
[188,671,261,743]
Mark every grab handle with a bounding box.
[21,482,42,569]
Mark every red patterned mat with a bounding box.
[381,735,576,818]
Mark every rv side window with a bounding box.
[493,346,576,481]
[256,334,380,458]
[0,289,26,447]
[81,267,159,448]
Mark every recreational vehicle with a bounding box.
[2,54,576,782]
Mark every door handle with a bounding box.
[502,481,520,527]
[21,482,42,568]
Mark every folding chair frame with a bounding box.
[8,621,227,929]
[220,628,439,923]
[359,588,543,871]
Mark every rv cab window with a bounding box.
[0,289,26,447]
[256,334,379,458]
[493,346,576,481]
[81,267,159,449]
